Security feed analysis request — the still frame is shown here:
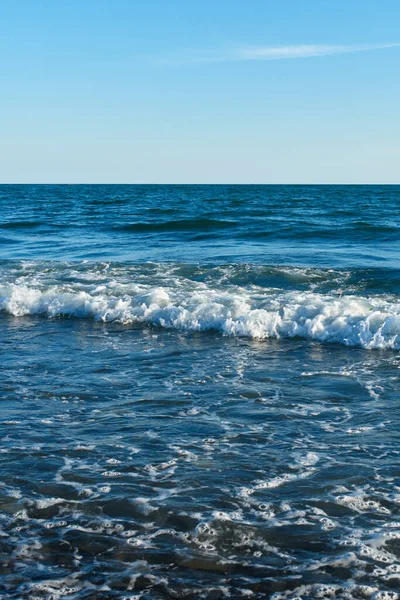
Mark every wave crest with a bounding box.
[115,218,237,232]
[1,281,400,349]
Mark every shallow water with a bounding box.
[1,185,399,599]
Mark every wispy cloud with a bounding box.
[158,43,400,66]
[234,43,400,60]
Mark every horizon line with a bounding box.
[1,182,399,186]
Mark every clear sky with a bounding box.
[1,0,399,183]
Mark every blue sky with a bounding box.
[1,0,399,183]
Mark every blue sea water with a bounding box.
[0,185,400,599]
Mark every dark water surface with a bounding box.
[1,186,400,599]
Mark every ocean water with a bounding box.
[0,184,400,600]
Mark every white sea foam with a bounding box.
[1,281,400,349]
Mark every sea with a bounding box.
[0,184,399,600]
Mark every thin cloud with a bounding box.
[235,43,400,60]
[158,43,400,65]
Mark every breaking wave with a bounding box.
[1,278,400,349]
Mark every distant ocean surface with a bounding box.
[1,185,399,599]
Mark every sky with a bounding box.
[1,0,399,183]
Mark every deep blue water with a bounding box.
[1,185,399,268]
[1,185,400,599]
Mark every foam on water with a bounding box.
[1,278,400,349]
[2,187,400,598]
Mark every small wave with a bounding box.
[1,281,400,349]
[353,221,399,232]
[0,221,44,229]
[115,218,238,232]
[0,236,21,245]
